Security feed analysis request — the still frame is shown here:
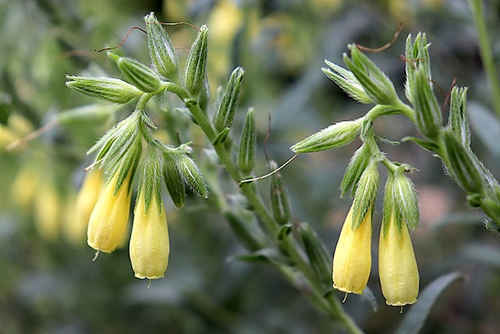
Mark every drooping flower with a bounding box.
[379,211,419,306]
[332,205,373,295]
[87,168,133,253]
[129,192,170,280]
[76,168,105,225]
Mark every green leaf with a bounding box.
[401,136,439,152]
[395,272,464,334]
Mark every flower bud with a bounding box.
[177,153,208,198]
[144,12,179,82]
[322,60,371,104]
[87,166,134,253]
[269,160,291,225]
[213,67,245,132]
[238,108,257,175]
[411,67,442,140]
[393,167,419,230]
[291,118,362,153]
[185,25,209,97]
[448,86,470,147]
[404,33,431,104]
[163,152,186,208]
[379,210,419,306]
[66,76,143,104]
[344,45,399,105]
[130,189,170,280]
[332,204,372,295]
[108,52,161,93]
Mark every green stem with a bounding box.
[469,0,500,118]
[182,96,364,334]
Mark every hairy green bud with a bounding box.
[185,25,209,98]
[213,67,245,132]
[411,67,442,140]
[291,118,362,153]
[448,86,470,147]
[269,160,291,225]
[322,60,371,104]
[108,52,161,93]
[66,76,143,104]
[340,142,371,198]
[238,108,257,175]
[163,152,186,209]
[351,159,379,229]
[177,154,208,198]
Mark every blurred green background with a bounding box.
[1,0,500,333]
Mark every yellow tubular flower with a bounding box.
[332,205,372,295]
[129,193,170,279]
[34,182,60,241]
[379,214,419,306]
[87,170,133,253]
[77,168,105,226]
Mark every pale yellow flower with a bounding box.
[87,170,133,253]
[77,168,105,226]
[379,213,419,306]
[129,193,170,280]
[34,182,60,241]
[332,205,372,295]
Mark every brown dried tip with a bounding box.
[356,22,403,53]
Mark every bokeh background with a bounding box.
[1,0,500,333]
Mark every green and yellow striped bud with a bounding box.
[332,205,373,295]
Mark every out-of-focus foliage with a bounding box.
[1,0,500,333]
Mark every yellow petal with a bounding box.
[76,168,105,226]
[129,194,170,279]
[332,205,372,295]
[379,215,419,306]
[87,170,132,253]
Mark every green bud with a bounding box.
[238,108,257,175]
[163,152,186,208]
[298,222,331,285]
[340,142,371,198]
[351,159,379,229]
[213,67,245,132]
[144,12,179,82]
[108,52,161,93]
[212,127,230,146]
[442,128,485,194]
[344,44,399,105]
[138,145,163,213]
[448,86,470,147]
[185,25,209,97]
[411,67,442,140]
[177,154,208,198]
[322,60,371,104]
[393,166,419,230]
[404,33,431,104]
[290,118,362,153]
[66,76,143,104]
[57,104,113,126]
[269,160,291,225]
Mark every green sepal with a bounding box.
[340,142,371,198]
[393,166,420,230]
[404,33,431,104]
[184,25,209,98]
[108,52,161,93]
[298,222,331,285]
[344,44,399,106]
[213,67,245,132]
[163,152,186,208]
[57,104,113,126]
[277,224,292,241]
[112,135,142,196]
[144,12,179,82]
[138,145,164,214]
[322,60,371,104]
[66,76,143,104]
[351,159,379,229]
[237,108,257,175]
[448,86,470,147]
[212,127,230,146]
[402,136,440,152]
[411,67,442,140]
[177,153,208,198]
[291,118,362,153]
[269,160,291,225]
[381,172,397,238]
[442,128,485,194]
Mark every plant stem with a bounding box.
[182,98,364,334]
[469,0,500,118]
